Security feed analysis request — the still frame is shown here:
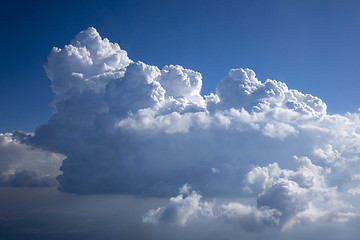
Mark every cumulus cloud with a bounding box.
[215,68,326,117]
[12,28,360,232]
[44,27,132,105]
[242,157,354,230]
[143,184,213,226]
[313,144,341,163]
[146,158,354,231]
[0,133,63,187]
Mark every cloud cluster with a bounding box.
[238,157,354,230]
[10,27,360,229]
[144,158,354,231]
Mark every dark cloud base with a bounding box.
[0,170,57,188]
[0,187,358,240]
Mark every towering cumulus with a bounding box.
[14,27,360,230]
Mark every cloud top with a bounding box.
[44,27,132,104]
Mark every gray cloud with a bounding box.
[220,202,281,231]
[1,170,57,187]
[0,133,63,188]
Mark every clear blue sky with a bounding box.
[1,0,360,132]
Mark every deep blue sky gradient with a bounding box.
[1,0,360,132]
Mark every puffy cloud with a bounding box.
[242,157,354,230]
[0,133,64,187]
[215,68,326,117]
[105,61,165,116]
[143,184,213,225]
[313,144,341,163]
[44,27,132,104]
[143,157,354,231]
[145,157,354,231]
[159,65,203,103]
[14,26,360,228]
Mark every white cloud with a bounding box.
[44,27,132,104]
[215,68,326,117]
[159,65,203,103]
[143,157,354,231]
[262,122,298,139]
[313,144,341,163]
[242,157,355,230]
[143,184,213,226]
[12,28,360,230]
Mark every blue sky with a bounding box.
[1,0,360,132]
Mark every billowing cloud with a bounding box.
[215,68,326,117]
[143,184,213,226]
[12,27,360,229]
[241,157,354,230]
[144,157,354,231]
[44,27,132,105]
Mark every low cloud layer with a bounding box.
[8,27,360,230]
[145,158,354,231]
[239,157,354,230]
[0,133,63,187]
